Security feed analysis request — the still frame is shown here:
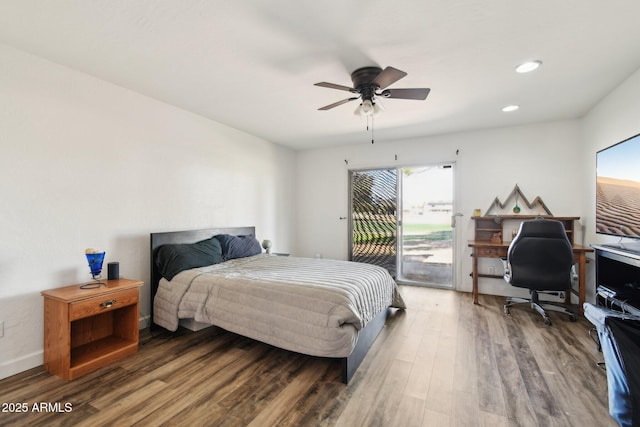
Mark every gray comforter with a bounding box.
[153,254,405,357]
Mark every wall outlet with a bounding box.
[0,320,4,338]
[488,266,495,275]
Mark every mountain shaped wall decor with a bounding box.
[485,184,552,216]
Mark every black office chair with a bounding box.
[502,218,577,325]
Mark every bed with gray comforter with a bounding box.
[154,254,405,358]
[150,227,405,383]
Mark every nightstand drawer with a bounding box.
[69,288,139,321]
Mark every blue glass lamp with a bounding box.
[82,250,106,289]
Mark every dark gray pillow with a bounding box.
[156,237,224,281]
[215,234,262,260]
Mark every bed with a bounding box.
[149,226,405,383]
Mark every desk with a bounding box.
[468,240,593,312]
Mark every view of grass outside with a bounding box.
[399,166,453,286]
[403,226,452,250]
[353,220,451,243]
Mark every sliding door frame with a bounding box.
[348,161,459,288]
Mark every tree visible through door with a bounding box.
[349,169,397,277]
[349,165,454,288]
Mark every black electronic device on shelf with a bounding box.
[596,285,640,317]
[593,245,640,316]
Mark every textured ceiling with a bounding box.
[2,0,640,150]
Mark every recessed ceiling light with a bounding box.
[502,105,519,112]
[516,60,542,73]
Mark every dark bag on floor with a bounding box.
[602,317,640,427]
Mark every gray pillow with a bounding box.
[214,234,262,260]
[156,237,224,281]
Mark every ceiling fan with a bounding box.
[314,66,430,115]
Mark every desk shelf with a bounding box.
[472,215,578,245]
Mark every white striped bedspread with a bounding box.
[153,254,406,358]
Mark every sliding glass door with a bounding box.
[349,164,455,288]
[397,165,454,288]
[349,169,398,277]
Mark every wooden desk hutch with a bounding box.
[468,215,593,312]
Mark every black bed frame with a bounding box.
[149,226,389,384]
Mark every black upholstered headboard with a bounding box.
[149,226,256,326]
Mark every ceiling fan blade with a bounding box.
[314,82,356,92]
[372,66,407,90]
[318,97,359,110]
[381,88,431,100]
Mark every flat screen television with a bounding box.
[596,132,640,243]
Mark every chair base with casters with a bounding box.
[503,290,577,325]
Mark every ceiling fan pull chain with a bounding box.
[371,114,375,144]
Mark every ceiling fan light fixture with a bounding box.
[361,99,374,115]
[515,60,542,73]
[373,99,384,115]
[355,99,375,116]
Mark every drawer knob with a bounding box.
[100,299,116,308]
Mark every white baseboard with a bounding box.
[0,350,43,381]
[139,314,151,330]
[0,316,151,381]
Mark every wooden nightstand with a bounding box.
[41,278,143,380]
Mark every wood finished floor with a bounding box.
[0,285,616,427]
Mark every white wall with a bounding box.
[296,120,585,298]
[0,44,296,379]
[580,67,640,246]
[296,66,640,306]
[579,68,640,297]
